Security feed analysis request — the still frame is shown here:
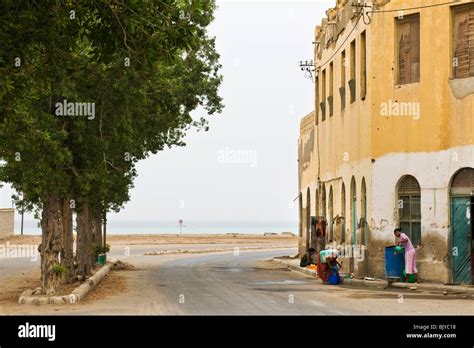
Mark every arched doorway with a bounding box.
[350,177,357,274]
[341,182,346,243]
[315,188,320,218]
[306,188,311,249]
[329,186,334,242]
[397,175,421,246]
[322,184,327,219]
[361,178,367,245]
[350,177,357,245]
[450,168,474,285]
[298,193,303,239]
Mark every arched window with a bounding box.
[397,175,421,246]
[341,182,346,243]
[315,188,320,217]
[361,178,367,245]
[322,184,327,219]
[451,168,474,196]
[329,186,334,242]
[350,177,357,244]
[306,188,311,248]
[298,193,303,238]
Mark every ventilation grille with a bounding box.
[399,175,420,194]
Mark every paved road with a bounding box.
[0,243,286,282]
[3,248,473,315]
[139,249,359,315]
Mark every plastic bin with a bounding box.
[97,253,107,265]
[384,246,405,281]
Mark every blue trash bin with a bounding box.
[384,246,405,281]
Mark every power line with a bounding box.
[369,1,456,13]
[314,10,363,72]
[314,0,457,72]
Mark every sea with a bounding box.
[13,220,298,235]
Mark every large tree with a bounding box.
[0,0,223,293]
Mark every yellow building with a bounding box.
[298,0,474,284]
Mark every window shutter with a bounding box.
[410,18,420,83]
[398,21,411,84]
[398,15,420,84]
[454,6,474,79]
[469,11,474,76]
[399,175,421,194]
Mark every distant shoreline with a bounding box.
[1,233,298,247]
[12,220,297,234]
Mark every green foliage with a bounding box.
[93,243,110,257]
[53,263,66,274]
[0,0,223,216]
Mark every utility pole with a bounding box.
[20,206,24,235]
[103,209,107,250]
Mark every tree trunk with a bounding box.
[39,193,63,295]
[60,197,75,283]
[76,201,93,278]
[90,206,102,265]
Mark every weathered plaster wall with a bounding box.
[298,0,474,282]
[370,145,474,282]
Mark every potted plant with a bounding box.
[93,244,110,265]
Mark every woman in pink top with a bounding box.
[394,228,417,282]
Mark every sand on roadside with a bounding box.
[1,233,298,246]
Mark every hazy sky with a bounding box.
[0,1,331,228]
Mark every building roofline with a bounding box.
[300,111,315,135]
[314,0,391,62]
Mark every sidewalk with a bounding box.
[273,257,474,296]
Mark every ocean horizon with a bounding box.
[13,219,298,235]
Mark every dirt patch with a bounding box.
[0,235,41,245]
[82,270,128,302]
[1,234,298,247]
[106,234,297,246]
[254,259,290,270]
[0,262,133,308]
[0,271,40,306]
[112,261,136,271]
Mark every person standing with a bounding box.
[394,228,417,282]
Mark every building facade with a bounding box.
[298,0,474,284]
[0,208,14,238]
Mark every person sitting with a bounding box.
[300,248,317,267]
[326,253,342,284]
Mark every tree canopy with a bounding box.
[0,0,223,293]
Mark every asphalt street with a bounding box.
[140,249,360,315]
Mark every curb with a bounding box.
[273,258,474,295]
[19,260,117,305]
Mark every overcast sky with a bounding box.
[0,1,331,230]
